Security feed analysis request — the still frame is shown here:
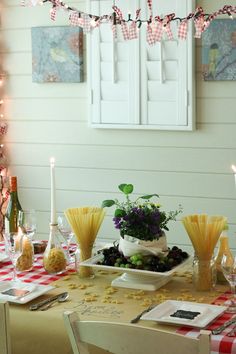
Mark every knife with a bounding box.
[130,304,157,324]
[29,292,68,311]
[212,316,236,335]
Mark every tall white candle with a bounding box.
[232,165,236,185]
[50,157,56,224]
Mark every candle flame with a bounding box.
[50,157,55,166]
[232,164,236,173]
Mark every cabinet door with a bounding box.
[88,0,195,130]
[88,0,140,125]
[140,0,195,130]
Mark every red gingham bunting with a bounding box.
[146,23,156,45]
[147,0,153,22]
[178,20,188,40]
[153,20,163,42]
[113,5,129,41]
[129,8,141,40]
[69,11,81,26]
[194,16,204,38]
[163,15,174,40]
[129,21,138,40]
[50,6,57,21]
[82,13,92,33]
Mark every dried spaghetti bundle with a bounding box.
[65,207,105,277]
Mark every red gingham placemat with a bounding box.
[0,242,76,285]
[176,292,236,354]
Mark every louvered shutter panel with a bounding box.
[88,0,140,125]
[88,0,195,130]
[140,0,194,129]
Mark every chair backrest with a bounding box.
[0,301,11,354]
[63,311,211,354]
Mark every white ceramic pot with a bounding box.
[118,233,168,257]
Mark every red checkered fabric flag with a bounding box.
[50,6,57,21]
[129,8,141,39]
[113,5,129,41]
[164,23,173,40]
[178,20,188,39]
[146,23,155,45]
[0,122,7,136]
[153,20,163,42]
[194,17,204,38]
[82,13,92,33]
[129,21,138,40]
[69,11,81,26]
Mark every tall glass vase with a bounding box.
[192,256,216,291]
[76,242,94,279]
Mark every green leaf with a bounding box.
[101,200,115,208]
[114,209,126,217]
[118,184,133,195]
[139,194,159,200]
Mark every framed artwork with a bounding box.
[31,26,83,83]
[202,19,236,81]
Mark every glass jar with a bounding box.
[215,233,232,284]
[43,224,67,274]
[16,233,34,272]
[192,256,216,291]
[76,242,94,279]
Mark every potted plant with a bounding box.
[102,184,182,256]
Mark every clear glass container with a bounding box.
[43,224,67,274]
[215,232,232,284]
[16,233,34,272]
[192,256,216,291]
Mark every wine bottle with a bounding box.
[4,176,23,233]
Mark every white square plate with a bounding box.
[0,281,55,304]
[141,300,227,328]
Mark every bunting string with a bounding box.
[22,0,236,43]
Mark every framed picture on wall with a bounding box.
[202,19,236,81]
[31,26,83,83]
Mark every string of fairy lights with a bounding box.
[0,14,9,239]
[22,0,236,43]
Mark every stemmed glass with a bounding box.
[221,254,236,313]
[18,210,37,240]
[57,215,74,263]
[3,232,23,282]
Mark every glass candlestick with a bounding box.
[43,224,67,274]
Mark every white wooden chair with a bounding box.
[63,311,211,354]
[0,301,11,354]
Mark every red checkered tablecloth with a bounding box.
[0,243,76,285]
[176,292,236,354]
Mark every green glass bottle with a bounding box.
[4,176,23,233]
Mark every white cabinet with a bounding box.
[87,0,195,130]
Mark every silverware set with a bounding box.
[29,292,69,311]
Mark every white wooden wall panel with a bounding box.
[2,0,236,253]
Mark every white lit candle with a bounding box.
[232,165,236,185]
[50,157,56,224]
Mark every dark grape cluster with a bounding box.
[97,244,188,273]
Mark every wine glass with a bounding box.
[57,215,74,263]
[18,210,37,240]
[221,254,236,313]
[3,232,23,282]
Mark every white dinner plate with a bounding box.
[0,253,9,262]
[0,281,55,304]
[141,300,227,328]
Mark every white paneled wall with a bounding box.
[1,0,236,253]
